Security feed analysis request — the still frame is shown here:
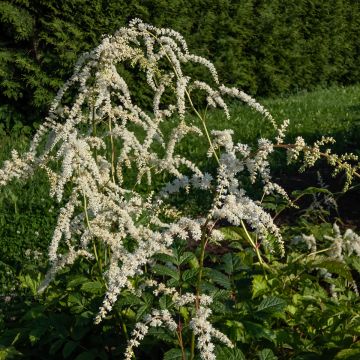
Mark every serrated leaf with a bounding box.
[153,253,177,265]
[211,288,232,300]
[63,341,78,359]
[218,226,244,241]
[207,269,231,289]
[163,348,189,360]
[261,202,278,211]
[292,187,333,198]
[189,256,199,268]
[153,264,179,280]
[117,293,143,307]
[252,275,268,298]
[67,292,83,304]
[159,295,173,310]
[351,258,360,274]
[136,305,150,321]
[81,281,103,294]
[258,348,278,360]
[256,297,286,314]
[211,300,227,314]
[228,241,243,250]
[182,268,198,283]
[215,346,246,360]
[334,348,360,359]
[242,321,275,341]
[148,327,174,343]
[179,252,195,265]
[67,276,89,288]
[222,253,241,275]
[167,278,180,288]
[141,293,154,306]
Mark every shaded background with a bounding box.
[0,0,359,127]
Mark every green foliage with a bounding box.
[0,260,129,359]
[0,81,359,358]
[216,346,246,360]
[0,1,34,41]
[1,187,360,359]
[163,348,190,359]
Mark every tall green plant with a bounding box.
[0,19,359,360]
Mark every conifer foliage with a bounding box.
[0,0,359,127]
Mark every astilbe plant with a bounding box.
[1,19,359,359]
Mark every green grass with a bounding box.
[0,128,58,292]
[205,83,360,148]
[155,84,360,181]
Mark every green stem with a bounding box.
[108,117,116,183]
[190,335,195,360]
[91,98,98,160]
[176,325,187,360]
[184,89,219,164]
[240,220,269,271]
[145,30,219,165]
[196,235,207,298]
[83,190,102,273]
[119,311,129,341]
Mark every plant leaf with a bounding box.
[215,346,246,360]
[256,297,286,314]
[218,226,244,241]
[81,281,103,294]
[258,348,278,360]
[163,348,189,360]
[334,348,360,360]
[153,264,180,280]
[74,351,97,360]
[182,268,198,283]
[179,252,195,265]
[63,341,78,359]
[252,275,268,298]
[207,268,231,289]
[292,186,333,198]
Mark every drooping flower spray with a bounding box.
[1,19,359,359]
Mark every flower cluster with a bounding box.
[286,136,359,191]
[292,223,360,261]
[125,281,233,360]
[325,223,360,260]
[1,19,340,358]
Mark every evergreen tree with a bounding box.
[0,0,359,128]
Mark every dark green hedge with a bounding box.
[1,0,359,126]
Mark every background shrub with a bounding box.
[0,0,359,127]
